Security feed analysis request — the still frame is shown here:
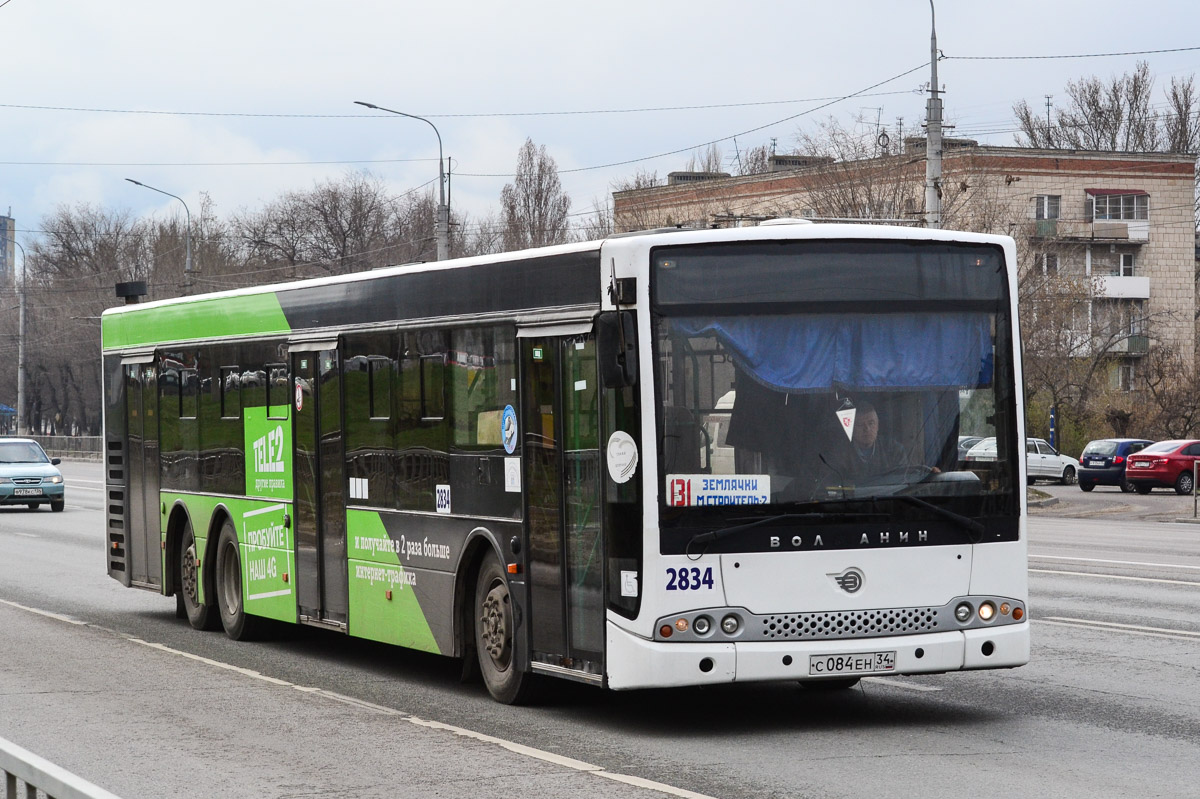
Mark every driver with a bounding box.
[844,401,938,482]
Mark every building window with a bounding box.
[1033,195,1060,220]
[1117,363,1135,392]
[1039,253,1059,275]
[1089,193,1148,221]
[1120,253,1135,276]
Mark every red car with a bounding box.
[1124,439,1200,495]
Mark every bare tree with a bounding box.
[499,139,572,251]
[1015,62,1164,151]
[735,144,772,176]
[684,143,725,173]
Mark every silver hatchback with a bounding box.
[0,438,65,511]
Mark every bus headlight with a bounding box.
[954,602,973,623]
[720,614,740,635]
[978,601,997,622]
[693,615,712,635]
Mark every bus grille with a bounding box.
[759,607,942,640]
[106,438,126,574]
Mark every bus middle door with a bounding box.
[291,345,349,629]
[519,329,604,681]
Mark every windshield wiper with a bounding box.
[886,494,985,542]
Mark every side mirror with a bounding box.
[51,458,62,466]
[597,311,638,389]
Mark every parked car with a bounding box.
[957,435,985,462]
[1077,438,1154,492]
[964,436,1077,485]
[1124,439,1200,495]
[0,438,65,512]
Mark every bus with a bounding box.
[101,220,1029,703]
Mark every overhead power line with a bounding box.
[945,45,1200,61]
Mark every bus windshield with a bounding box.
[651,240,1019,553]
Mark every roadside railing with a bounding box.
[0,435,103,461]
[1,735,123,799]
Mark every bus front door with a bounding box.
[292,347,349,628]
[520,332,604,679]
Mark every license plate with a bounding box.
[1087,459,1106,467]
[809,651,896,676]
[13,488,43,497]
[1131,462,1148,469]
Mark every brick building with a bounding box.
[613,143,1198,381]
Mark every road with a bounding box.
[1,462,1198,798]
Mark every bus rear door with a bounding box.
[291,344,349,628]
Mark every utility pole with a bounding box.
[924,0,943,229]
[1044,95,1054,143]
[14,239,27,436]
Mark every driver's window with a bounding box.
[1037,442,1055,456]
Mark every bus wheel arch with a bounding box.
[170,503,218,631]
[454,531,499,660]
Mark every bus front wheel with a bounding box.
[215,519,263,641]
[474,553,532,704]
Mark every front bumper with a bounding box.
[605,621,1030,690]
[0,483,65,505]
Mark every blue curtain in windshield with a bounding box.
[675,313,992,392]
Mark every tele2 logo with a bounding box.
[253,426,286,474]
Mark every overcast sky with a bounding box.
[2,0,1198,243]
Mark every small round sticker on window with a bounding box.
[294,380,304,412]
[502,405,518,454]
[606,431,638,484]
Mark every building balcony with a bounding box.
[1095,275,1150,299]
[1031,218,1149,243]
[1109,334,1150,356]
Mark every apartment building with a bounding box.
[613,144,1198,377]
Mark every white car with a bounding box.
[964,436,1077,485]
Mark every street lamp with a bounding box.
[13,239,27,436]
[354,100,448,261]
[125,178,193,292]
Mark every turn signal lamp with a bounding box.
[659,624,674,638]
[1000,602,1011,616]
[978,601,996,622]
[674,618,689,632]
[1012,607,1024,621]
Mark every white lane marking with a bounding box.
[863,676,942,692]
[1030,553,1200,571]
[67,485,105,493]
[4,601,719,799]
[1029,568,1200,587]
[1034,618,1200,643]
[1045,616,1200,638]
[0,598,87,625]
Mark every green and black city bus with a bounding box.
[102,220,1029,703]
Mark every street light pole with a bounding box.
[125,178,193,293]
[354,100,448,261]
[14,240,27,436]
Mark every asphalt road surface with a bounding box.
[1,462,1197,798]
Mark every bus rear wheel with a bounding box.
[215,519,263,641]
[474,553,532,704]
[179,519,218,631]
